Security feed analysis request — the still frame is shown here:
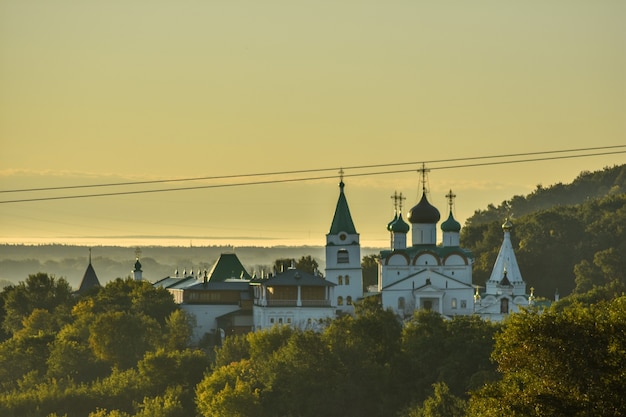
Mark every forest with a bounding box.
[0,272,624,416]
[0,165,624,416]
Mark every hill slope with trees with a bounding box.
[461,164,626,298]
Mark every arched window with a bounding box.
[337,296,344,306]
[451,298,457,309]
[345,275,350,285]
[500,298,509,314]
[346,296,352,305]
[398,297,405,310]
[338,275,343,285]
[337,249,349,264]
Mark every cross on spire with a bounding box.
[135,247,142,260]
[445,189,456,210]
[398,192,406,212]
[418,163,431,195]
[390,191,399,212]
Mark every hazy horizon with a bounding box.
[1,1,624,248]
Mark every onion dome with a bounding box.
[134,258,142,272]
[391,213,410,233]
[502,218,513,231]
[387,212,398,231]
[441,210,461,232]
[408,194,440,224]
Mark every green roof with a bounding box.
[207,253,252,282]
[329,181,357,234]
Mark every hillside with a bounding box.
[461,164,626,298]
[466,164,626,226]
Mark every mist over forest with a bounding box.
[0,244,383,290]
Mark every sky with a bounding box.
[0,0,625,248]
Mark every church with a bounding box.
[129,171,537,344]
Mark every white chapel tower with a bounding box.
[325,173,363,314]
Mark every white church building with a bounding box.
[378,187,476,319]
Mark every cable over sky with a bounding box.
[1,145,624,204]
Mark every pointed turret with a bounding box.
[77,248,101,294]
[325,171,363,314]
[486,219,526,296]
[329,179,357,235]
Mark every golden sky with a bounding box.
[1,1,624,247]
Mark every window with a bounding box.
[338,275,343,285]
[398,297,405,310]
[287,317,292,324]
[345,275,350,285]
[270,318,275,324]
[337,296,344,306]
[347,296,352,305]
[278,318,283,324]
[337,249,349,263]
[460,300,467,309]
[500,298,509,314]
[451,298,457,309]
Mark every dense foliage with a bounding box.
[461,165,626,297]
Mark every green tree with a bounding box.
[163,309,195,351]
[295,255,320,275]
[468,297,626,416]
[89,311,161,369]
[196,359,262,417]
[1,273,74,335]
[361,254,379,291]
[401,382,467,417]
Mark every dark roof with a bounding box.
[153,276,197,289]
[77,262,101,293]
[185,280,251,291]
[329,181,357,235]
[207,253,252,282]
[263,268,335,287]
[441,210,461,232]
[408,193,441,224]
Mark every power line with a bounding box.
[2,144,624,194]
[1,148,623,204]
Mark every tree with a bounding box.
[468,297,626,416]
[361,254,379,291]
[401,382,467,417]
[295,255,319,275]
[89,311,161,369]
[1,273,74,335]
[195,359,262,417]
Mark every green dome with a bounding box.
[386,213,398,231]
[441,210,461,232]
[391,213,410,233]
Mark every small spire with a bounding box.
[339,168,345,189]
[89,248,92,264]
[417,163,431,195]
